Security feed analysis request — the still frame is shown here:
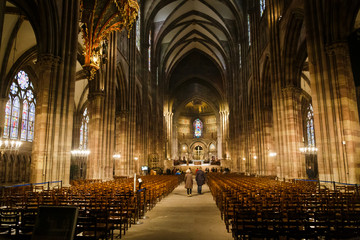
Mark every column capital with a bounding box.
[163,111,173,118]
[325,41,349,56]
[0,96,8,103]
[281,85,301,99]
[37,54,62,70]
[88,90,105,101]
[219,110,229,116]
[116,110,129,118]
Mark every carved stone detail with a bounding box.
[36,54,62,69]
[325,42,349,56]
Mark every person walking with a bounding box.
[195,167,206,194]
[184,169,193,197]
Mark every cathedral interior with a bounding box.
[1,0,360,239]
[1,0,359,185]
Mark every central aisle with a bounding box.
[121,182,233,240]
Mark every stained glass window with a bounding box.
[260,0,266,16]
[11,97,20,139]
[3,98,11,138]
[148,31,151,71]
[20,100,28,141]
[28,103,35,141]
[136,7,141,51]
[306,104,315,147]
[3,70,36,141]
[193,118,203,138]
[248,14,251,46]
[80,108,89,149]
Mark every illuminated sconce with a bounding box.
[71,149,90,157]
[0,139,22,152]
[299,147,318,154]
[269,152,277,157]
[113,153,121,159]
[134,157,139,161]
[253,156,257,159]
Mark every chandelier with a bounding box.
[299,146,318,154]
[71,149,91,157]
[80,0,139,79]
[0,139,22,153]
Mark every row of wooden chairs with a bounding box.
[207,173,360,240]
[0,175,181,240]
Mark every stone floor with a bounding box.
[120,183,233,240]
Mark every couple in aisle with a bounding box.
[184,167,206,197]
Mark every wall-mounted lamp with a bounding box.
[113,153,121,159]
[0,139,22,152]
[242,157,246,161]
[253,156,257,159]
[269,152,277,157]
[71,149,90,157]
[134,157,138,161]
[299,147,318,153]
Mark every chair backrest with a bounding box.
[31,206,78,240]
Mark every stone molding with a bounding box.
[37,54,62,69]
[325,42,349,56]
[281,85,301,99]
[116,110,129,118]
[88,90,105,100]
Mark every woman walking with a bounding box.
[184,169,193,197]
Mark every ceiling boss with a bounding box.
[80,0,139,80]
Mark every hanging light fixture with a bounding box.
[0,139,22,153]
[71,149,91,157]
[299,146,318,154]
[80,0,139,80]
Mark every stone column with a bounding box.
[0,97,8,137]
[263,107,277,176]
[31,54,61,184]
[164,111,173,160]
[115,110,128,176]
[304,0,360,183]
[0,0,5,46]
[218,111,224,159]
[87,89,105,179]
[323,42,360,183]
[0,97,6,184]
[281,86,304,178]
[268,0,284,179]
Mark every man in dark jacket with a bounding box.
[195,167,206,194]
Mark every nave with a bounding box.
[121,183,232,240]
[2,173,360,240]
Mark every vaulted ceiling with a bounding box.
[145,0,244,113]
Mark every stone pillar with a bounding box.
[0,97,8,137]
[115,110,128,176]
[164,111,173,160]
[218,111,224,159]
[0,0,5,46]
[304,0,360,183]
[87,89,105,179]
[263,107,277,176]
[323,42,360,183]
[219,110,229,160]
[281,86,304,178]
[31,54,61,184]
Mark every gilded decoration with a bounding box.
[80,0,139,79]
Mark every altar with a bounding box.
[192,160,209,166]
